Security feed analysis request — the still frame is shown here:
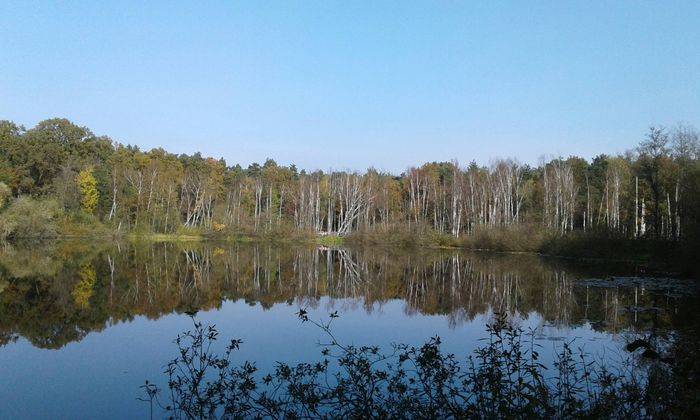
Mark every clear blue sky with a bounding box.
[1,1,699,173]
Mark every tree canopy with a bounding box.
[0,119,699,241]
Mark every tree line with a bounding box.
[1,118,699,241]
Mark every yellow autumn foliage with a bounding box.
[76,167,99,214]
[72,263,96,308]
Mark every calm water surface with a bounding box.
[0,241,693,419]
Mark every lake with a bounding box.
[0,241,694,419]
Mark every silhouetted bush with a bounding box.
[143,312,678,419]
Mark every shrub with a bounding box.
[143,312,669,419]
[0,182,10,210]
[0,196,62,240]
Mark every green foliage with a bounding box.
[59,210,110,239]
[76,167,98,214]
[0,117,698,267]
[317,234,344,247]
[0,197,62,240]
[0,182,10,209]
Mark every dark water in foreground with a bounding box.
[0,241,694,419]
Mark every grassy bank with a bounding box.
[347,225,698,276]
[124,228,345,247]
[3,212,696,275]
[125,232,347,249]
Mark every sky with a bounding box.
[1,1,699,173]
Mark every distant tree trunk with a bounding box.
[635,176,639,238]
[667,192,672,239]
[675,180,681,239]
[584,174,590,232]
[109,168,118,221]
[640,199,646,237]
[164,185,173,233]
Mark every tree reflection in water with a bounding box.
[0,241,687,350]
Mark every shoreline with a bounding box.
[5,231,693,275]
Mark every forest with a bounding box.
[1,118,699,259]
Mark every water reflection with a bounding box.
[0,241,685,350]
